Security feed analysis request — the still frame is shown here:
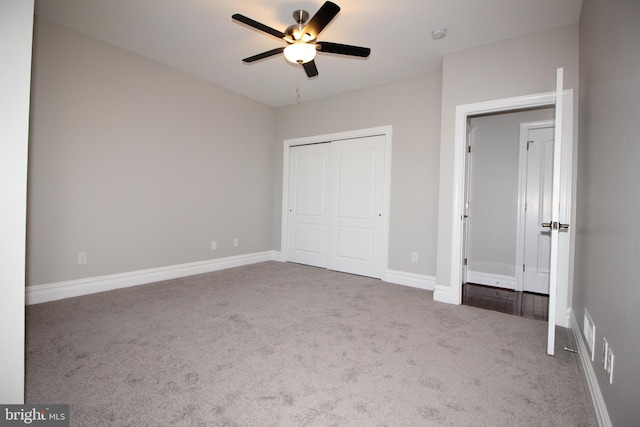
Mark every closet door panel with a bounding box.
[328,135,385,278]
[287,144,330,268]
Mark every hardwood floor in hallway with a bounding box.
[462,283,549,321]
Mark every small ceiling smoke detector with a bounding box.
[431,28,447,40]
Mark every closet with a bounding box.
[285,134,387,278]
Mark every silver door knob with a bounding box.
[541,222,570,230]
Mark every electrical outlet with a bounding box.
[411,252,418,263]
[78,252,87,265]
[606,346,614,384]
[211,241,217,250]
[233,238,239,247]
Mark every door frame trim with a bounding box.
[434,91,574,328]
[280,126,393,278]
[515,119,555,292]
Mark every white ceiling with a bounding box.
[35,0,583,107]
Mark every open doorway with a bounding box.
[435,75,575,354]
[461,107,555,320]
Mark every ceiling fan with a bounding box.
[232,1,371,78]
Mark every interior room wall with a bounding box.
[467,108,554,281]
[435,24,579,297]
[0,0,34,404]
[575,0,640,424]
[27,18,277,286]
[273,70,443,276]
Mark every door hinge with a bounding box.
[527,140,533,150]
[464,258,468,266]
[467,145,471,153]
[523,264,526,272]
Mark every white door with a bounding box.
[328,135,385,278]
[286,135,386,279]
[287,143,331,268]
[547,68,566,356]
[522,126,554,294]
[461,122,473,285]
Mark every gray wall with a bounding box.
[436,24,580,293]
[575,0,640,424]
[27,19,277,285]
[274,71,443,275]
[28,20,580,288]
[467,108,554,278]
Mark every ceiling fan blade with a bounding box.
[232,13,285,39]
[242,47,285,63]
[303,60,319,78]
[302,1,340,40]
[317,41,371,58]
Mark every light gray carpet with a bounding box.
[26,262,595,426]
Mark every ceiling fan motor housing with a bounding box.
[286,10,312,42]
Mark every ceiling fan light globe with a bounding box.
[284,43,316,64]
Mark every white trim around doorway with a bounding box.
[434,91,574,328]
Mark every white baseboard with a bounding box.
[384,270,435,291]
[558,308,571,329]
[466,270,516,290]
[26,251,281,305]
[569,309,611,427]
[433,284,458,304]
[272,251,286,262]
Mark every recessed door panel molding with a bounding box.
[335,146,377,220]
[335,226,374,262]
[295,152,329,216]
[293,223,325,254]
[282,126,392,279]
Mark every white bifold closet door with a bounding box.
[287,135,385,279]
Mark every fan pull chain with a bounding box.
[296,62,302,104]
